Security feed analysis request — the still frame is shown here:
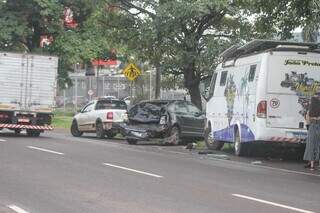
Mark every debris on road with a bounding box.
[207,154,230,160]
[185,143,197,150]
[198,150,214,155]
[251,161,263,165]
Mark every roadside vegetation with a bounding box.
[52,110,74,130]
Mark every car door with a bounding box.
[77,102,95,131]
[186,102,205,136]
[173,101,190,136]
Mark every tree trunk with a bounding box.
[188,81,202,110]
[184,63,202,110]
[155,62,161,99]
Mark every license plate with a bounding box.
[18,118,30,123]
[131,131,145,138]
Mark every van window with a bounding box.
[249,65,256,82]
[220,71,228,86]
[209,73,217,97]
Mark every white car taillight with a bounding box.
[257,100,267,118]
[159,116,167,125]
[106,112,113,120]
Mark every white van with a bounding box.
[204,40,320,155]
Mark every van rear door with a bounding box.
[266,52,320,129]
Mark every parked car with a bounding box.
[70,98,128,138]
[121,100,205,145]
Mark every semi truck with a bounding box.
[0,52,58,136]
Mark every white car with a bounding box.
[70,98,128,138]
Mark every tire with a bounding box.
[106,131,117,139]
[127,139,138,145]
[169,126,181,145]
[70,120,83,137]
[26,129,40,137]
[204,125,224,150]
[234,129,248,156]
[96,121,105,139]
[14,129,21,135]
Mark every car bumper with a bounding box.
[103,122,125,132]
[120,123,169,141]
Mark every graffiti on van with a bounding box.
[224,75,237,125]
[280,71,320,116]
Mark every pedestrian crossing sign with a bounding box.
[123,63,141,81]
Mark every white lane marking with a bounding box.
[7,205,30,213]
[256,165,320,177]
[206,157,320,178]
[0,139,6,142]
[232,194,315,213]
[27,146,64,155]
[103,163,163,178]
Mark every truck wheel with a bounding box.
[234,129,248,156]
[14,129,21,135]
[27,130,40,137]
[204,126,224,150]
[96,121,105,139]
[106,131,117,139]
[127,139,138,145]
[70,120,83,137]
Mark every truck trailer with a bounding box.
[0,52,58,136]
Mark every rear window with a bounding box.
[96,100,127,110]
[129,102,168,123]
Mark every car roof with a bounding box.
[138,99,190,105]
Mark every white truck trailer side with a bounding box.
[0,52,58,136]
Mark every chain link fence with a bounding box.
[55,72,190,113]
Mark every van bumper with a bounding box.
[256,128,308,144]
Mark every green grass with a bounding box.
[52,113,73,129]
[195,141,206,150]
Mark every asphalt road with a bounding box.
[0,131,319,213]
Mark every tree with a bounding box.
[107,0,254,109]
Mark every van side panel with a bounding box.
[207,54,262,143]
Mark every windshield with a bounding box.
[129,102,168,123]
[96,100,127,110]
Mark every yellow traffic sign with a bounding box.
[123,63,141,81]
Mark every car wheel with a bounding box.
[106,131,117,139]
[26,129,40,137]
[234,129,248,156]
[127,139,138,145]
[96,121,105,139]
[204,125,224,150]
[169,126,180,145]
[70,120,83,137]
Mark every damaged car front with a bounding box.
[121,101,172,144]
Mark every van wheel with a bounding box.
[204,126,224,150]
[127,139,138,145]
[71,120,83,137]
[96,121,105,139]
[234,130,248,156]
